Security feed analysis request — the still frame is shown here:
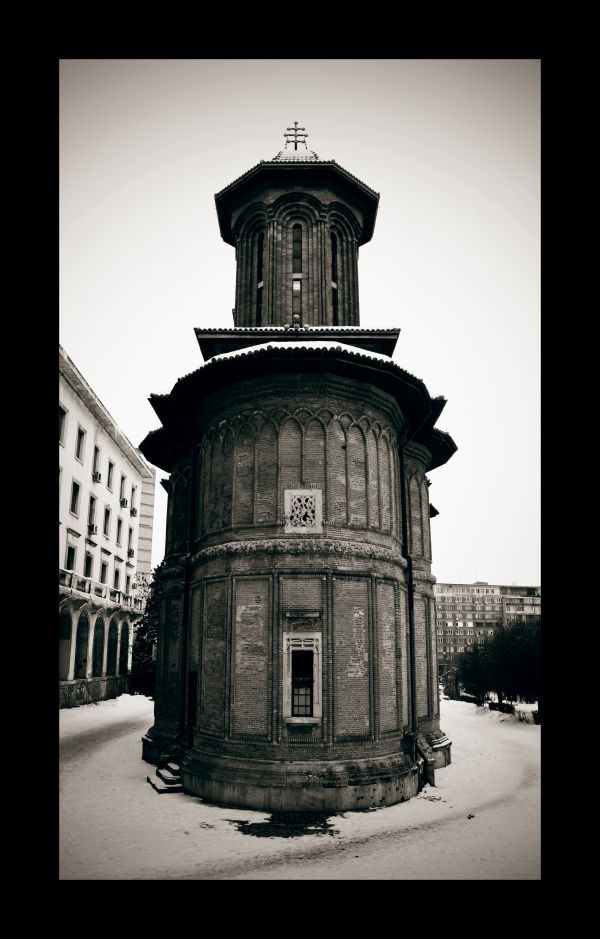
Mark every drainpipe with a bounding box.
[399,447,418,764]
[179,444,198,749]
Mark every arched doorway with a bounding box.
[118,623,130,676]
[59,608,72,680]
[74,612,90,680]
[106,618,118,675]
[92,616,105,677]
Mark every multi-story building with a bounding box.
[433,581,541,675]
[59,344,156,708]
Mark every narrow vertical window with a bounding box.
[70,481,80,516]
[84,553,93,578]
[116,517,123,545]
[65,544,76,570]
[113,566,120,590]
[100,561,108,584]
[88,495,96,526]
[120,474,127,502]
[107,461,114,490]
[131,484,137,510]
[331,233,339,326]
[93,447,100,474]
[75,426,86,462]
[128,527,133,551]
[103,507,111,537]
[126,575,131,596]
[292,224,302,322]
[292,224,302,273]
[59,404,67,445]
[256,231,264,326]
[292,650,313,716]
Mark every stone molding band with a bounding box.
[185,538,409,566]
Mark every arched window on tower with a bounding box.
[292,224,302,322]
[256,231,264,326]
[331,233,339,326]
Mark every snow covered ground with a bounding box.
[59,694,540,880]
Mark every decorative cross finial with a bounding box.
[284,121,308,151]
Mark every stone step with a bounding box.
[166,762,180,775]
[147,774,183,794]
[157,766,181,785]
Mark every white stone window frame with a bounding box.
[283,632,322,721]
[284,489,323,534]
[59,401,68,447]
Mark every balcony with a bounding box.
[59,569,144,611]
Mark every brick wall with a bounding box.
[256,422,277,523]
[414,595,429,719]
[347,425,367,526]
[281,576,323,611]
[377,580,398,732]
[231,578,270,736]
[200,579,227,735]
[327,420,347,524]
[333,577,370,737]
[401,588,409,727]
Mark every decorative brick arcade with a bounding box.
[140,126,457,810]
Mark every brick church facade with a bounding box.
[140,126,457,810]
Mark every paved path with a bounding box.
[59,697,540,880]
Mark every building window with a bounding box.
[88,495,96,526]
[256,231,264,326]
[116,517,123,545]
[292,650,313,715]
[331,232,339,325]
[126,575,131,596]
[128,527,133,551]
[120,474,127,501]
[75,426,86,462]
[100,561,108,584]
[131,484,137,509]
[113,567,120,590]
[93,446,100,474]
[70,480,80,516]
[107,461,114,490]
[84,553,93,578]
[59,404,68,445]
[65,544,76,570]
[283,633,322,719]
[103,507,111,537]
[292,224,302,321]
[292,224,302,273]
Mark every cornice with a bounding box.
[190,538,408,566]
[59,345,154,480]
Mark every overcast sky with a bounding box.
[59,58,540,586]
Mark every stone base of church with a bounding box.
[425,730,452,769]
[179,749,421,812]
[141,720,181,766]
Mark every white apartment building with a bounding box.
[433,580,541,675]
[59,344,156,708]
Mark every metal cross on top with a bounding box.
[284,121,309,150]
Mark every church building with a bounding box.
[140,125,457,810]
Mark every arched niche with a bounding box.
[92,615,105,677]
[118,622,130,676]
[59,607,72,680]
[74,612,90,680]
[106,618,119,676]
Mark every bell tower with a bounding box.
[215,122,379,328]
